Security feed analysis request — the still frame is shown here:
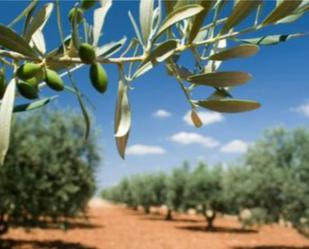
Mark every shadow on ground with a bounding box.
[140,216,202,223]
[176,225,258,234]
[232,246,309,249]
[0,239,96,249]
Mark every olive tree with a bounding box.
[165,162,191,220]
[0,0,308,162]
[186,162,225,230]
[0,109,100,234]
[224,127,309,235]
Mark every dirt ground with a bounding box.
[2,199,309,249]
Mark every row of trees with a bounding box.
[0,109,100,234]
[102,127,309,235]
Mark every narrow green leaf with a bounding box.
[209,44,259,61]
[188,71,252,87]
[134,39,178,78]
[31,30,46,54]
[155,4,204,39]
[25,3,54,42]
[205,39,226,73]
[0,79,16,165]
[97,37,127,58]
[208,89,233,100]
[164,0,177,16]
[221,0,262,34]
[67,70,91,141]
[188,1,214,43]
[114,87,131,138]
[197,99,260,113]
[128,11,144,46]
[140,0,154,46]
[235,33,307,46]
[9,0,39,28]
[262,0,302,25]
[13,96,57,113]
[114,70,130,159]
[0,25,38,58]
[93,0,112,46]
[277,12,305,24]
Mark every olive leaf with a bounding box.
[197,99,260,113]
[114,84,131,138]
[208,89,233,100]
[31,30,46,54]
[128,11,144,46]
[0,25,38,58]
[97,37,127,58]
[262,0,302,25]
[188,0,214,43]
[205,39,227,73]
[191,110,203,128]
[0,79,16,165]
[9,0,39,28]
[234,33,307,46]
[164,0,177,16]
[24,3,54,42]
[93,0,112,46]
[13,96,57,113]
[188,71,252,87]
[155,4,204,39]
[66,70,91,141]
[114,69,130,159]
[220,0,262,34]
[134,39,178,78]
[209,44,259,61]
[139,0,154,46]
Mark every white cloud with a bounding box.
[183,111,224,126]
[152,109,172,118]
[126,144,166,156]
[220,140,248,153]
[170,132,219,148]
[292,101,309,117]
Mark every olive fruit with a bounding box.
[68,8,84,24]
[89,63,108,93]
[16,63,41,80]
[81,0,96,10]
[17,77,39,100]
[45,69,64,91]
[79,43,96,64]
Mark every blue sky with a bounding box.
[1,1,309,189]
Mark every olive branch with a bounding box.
[0,0,308,163]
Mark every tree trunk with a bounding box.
[0,213,8,235]
[165,208,173,220]
[203,209,216,231]
[144,206,150,214]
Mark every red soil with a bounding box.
[2,201,309,249]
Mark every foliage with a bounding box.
[102,161,226,227]
[0,0,308,160]
[0,109,100,234]
[103,127,309,234]
[185,162,225,229]
[225,127,309,236]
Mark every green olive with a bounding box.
[81,0,96,10]
[79,43,96,64]
[45,69,64,91]
[17,77,39,100]
[89,63,108,93]
[16,63,41,80]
